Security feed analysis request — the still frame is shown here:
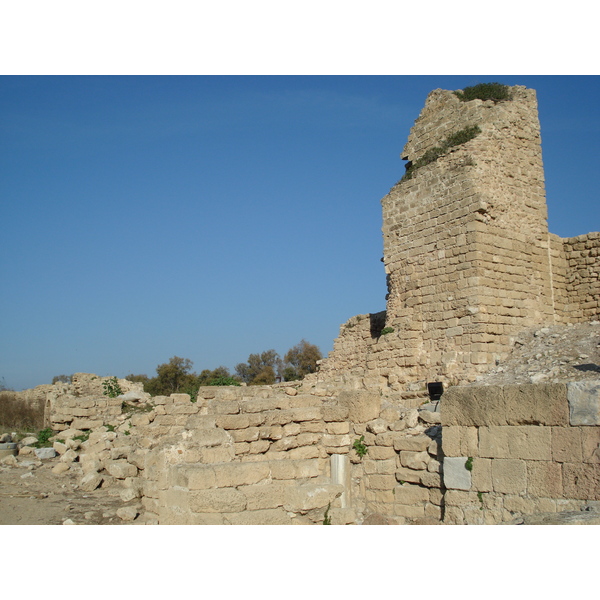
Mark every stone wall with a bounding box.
[318,85,599,390]
[441,381,600,524]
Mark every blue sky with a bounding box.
[1,75,599,391]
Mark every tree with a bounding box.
[125,374,150,384]
[145,356,195,396]
[52,374,72,384]
[283,340,322,381]
[235,350,281,385]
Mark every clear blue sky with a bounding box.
[1,75,599,391]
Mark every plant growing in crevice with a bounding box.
[323,503,332,525]
[401,125,482,182]
[33,428,54,448]
[380,327,395,336]
[353,435,368,458]
[465,457,473,471]
[477,491,484,510]
[102,376,123,398]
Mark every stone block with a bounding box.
[322,434,351,447]
[442,385,505,427]
[288,446,320,460]
[283,483,344,513]
[567,381,600,426]
[80,472,103,491]
[270,458,323,480]
[394,504,425,519]
[172,464,216,490]
[400,450,429,470]
[289,407,323,422]
[198,445,235,463]
[368,446,397,460]
[239,482,287,510]
[581,427,600,463]
[367,474,396,490]
[338,390,381,423]
[552,427,583,463]
[106,460,138,479]
[491,459,527,494]
[395,466,422,484]
[471,457,493,492]
[363,458,397,475]
[226,508,292,525]
[321,406,349,422]
[393,484,429,504]
[562,463,600,500]
[442,426,478,457]
[170,393,191,403]
[503,495,535,515]
[507,426,552,460]
[503,384,569,426]
[214,462,270,488]
[326,422,350,435]
[479,426,510,459]
[215,414,251,430]
[248,440,270,454]
[394,433,432,452]
[190,488,247,513]
[443,456,471,490]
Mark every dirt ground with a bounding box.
[0,456,138,525]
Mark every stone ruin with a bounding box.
[2,85,599,524]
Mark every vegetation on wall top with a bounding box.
[453,82,511,103]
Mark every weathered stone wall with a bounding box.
[441,381,600,524]
[318,85,599,390]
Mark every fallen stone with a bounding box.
[52,462,70,475]
[20,436,38,446]
[60,449,79,463]
[34,448,57,460]
[62,519,76,525]
[1,454,18,466]
[117,506,139,521]
[80,472,103,492]
[17,446,35,456]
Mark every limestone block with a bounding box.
[567,381,600,426]
[504,495,535,515]
[365,489,395,503]
[322,434,350,448]
[53,441,68,455]
[429,487,444,506]
[198,445,235,463]
[239,482,287,510]
[188,427,232,448]
[270,458,322,480]
[445,489,480,506]
[491,459,527,494]
[393,484,429,504]
[226,508,292,525]
[34,448,57,460]
[235,442,250,455]
[299,420,326,433]
[552,427,583,463]
[170,393,191,404]
[367,474,396,490]
[270,436,298,452]
[363,459,397,475]
[289,407,323,422]
[503,384,569,426]
[264,410,293,426]
[59,449,78,463]
[479,426,510,459]
[561,463,600,500]
[326,422,350,435]
[172,464,216,490]
[400,450,430,470]
[214,462,271,488]
[130,413,152,426]
[394,504,425,519]
[248,440,270,454]
[288,446,320,460]
[367,419,388,434]
[71,419,104,430]
[242,398,284,413]
[215,414,251,430]
[185,415,217,429]
[395,466,422,484]
[443,457,472,491]
[394,433,432,452]
[582,427,600,463]
[321,406,350,422]
[329,508,357,525]
[338,390,381,424]
[106,460,138,479]
[442,385,505,427]
[229,427,260,443]
[374,432,397,447]
[283,483,344,513]
[471,458,493,492]
[80,472,103,491]
[52,462,70,475]
[190,488,247,513]
[507,426,552,461]
[418,410,441,424]
[368,446,397,460]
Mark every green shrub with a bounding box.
[454,82,511,103]
[34,428,55,448]
[102,376,123,398]
[401,125,481,182]
[465,457,473,471]
[353,435,368,458]
[380,327,394,336]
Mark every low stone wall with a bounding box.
[441,381,600,524]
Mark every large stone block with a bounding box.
[503,384,569,426]
[394,433,432,452]
[393,484,429,504]
[581,427,600,463]
[471,457,493,492]
[269,458,323,480]
[283,483,344,513]
[338,390,381,423]
[214,462,270,488]
[400,450,429,470]
[506,426,552,461]
[441,386,505,427]
[189,488,247,513]
[441,426,478,457]
[105,460,138,479]
[239,482,288,510]
[226,508,292,525]
[561,463,600,500]
[527,461,563,498]
[491,459,526,494]
[567,381,600,426]
[443,456,472,491]
[172,464,216,490]
[551,427,583,463]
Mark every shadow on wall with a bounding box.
[574,364,600,374]
[370,311,387,338]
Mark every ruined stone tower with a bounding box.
[318,85,599,390]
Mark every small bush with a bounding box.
[465,457,473,471]
[102,377,123,398]
[401,125,481,182]
[353,436,368,458]
[34,428,55,448]
[380,327,395,336]
[454,82,511,103]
